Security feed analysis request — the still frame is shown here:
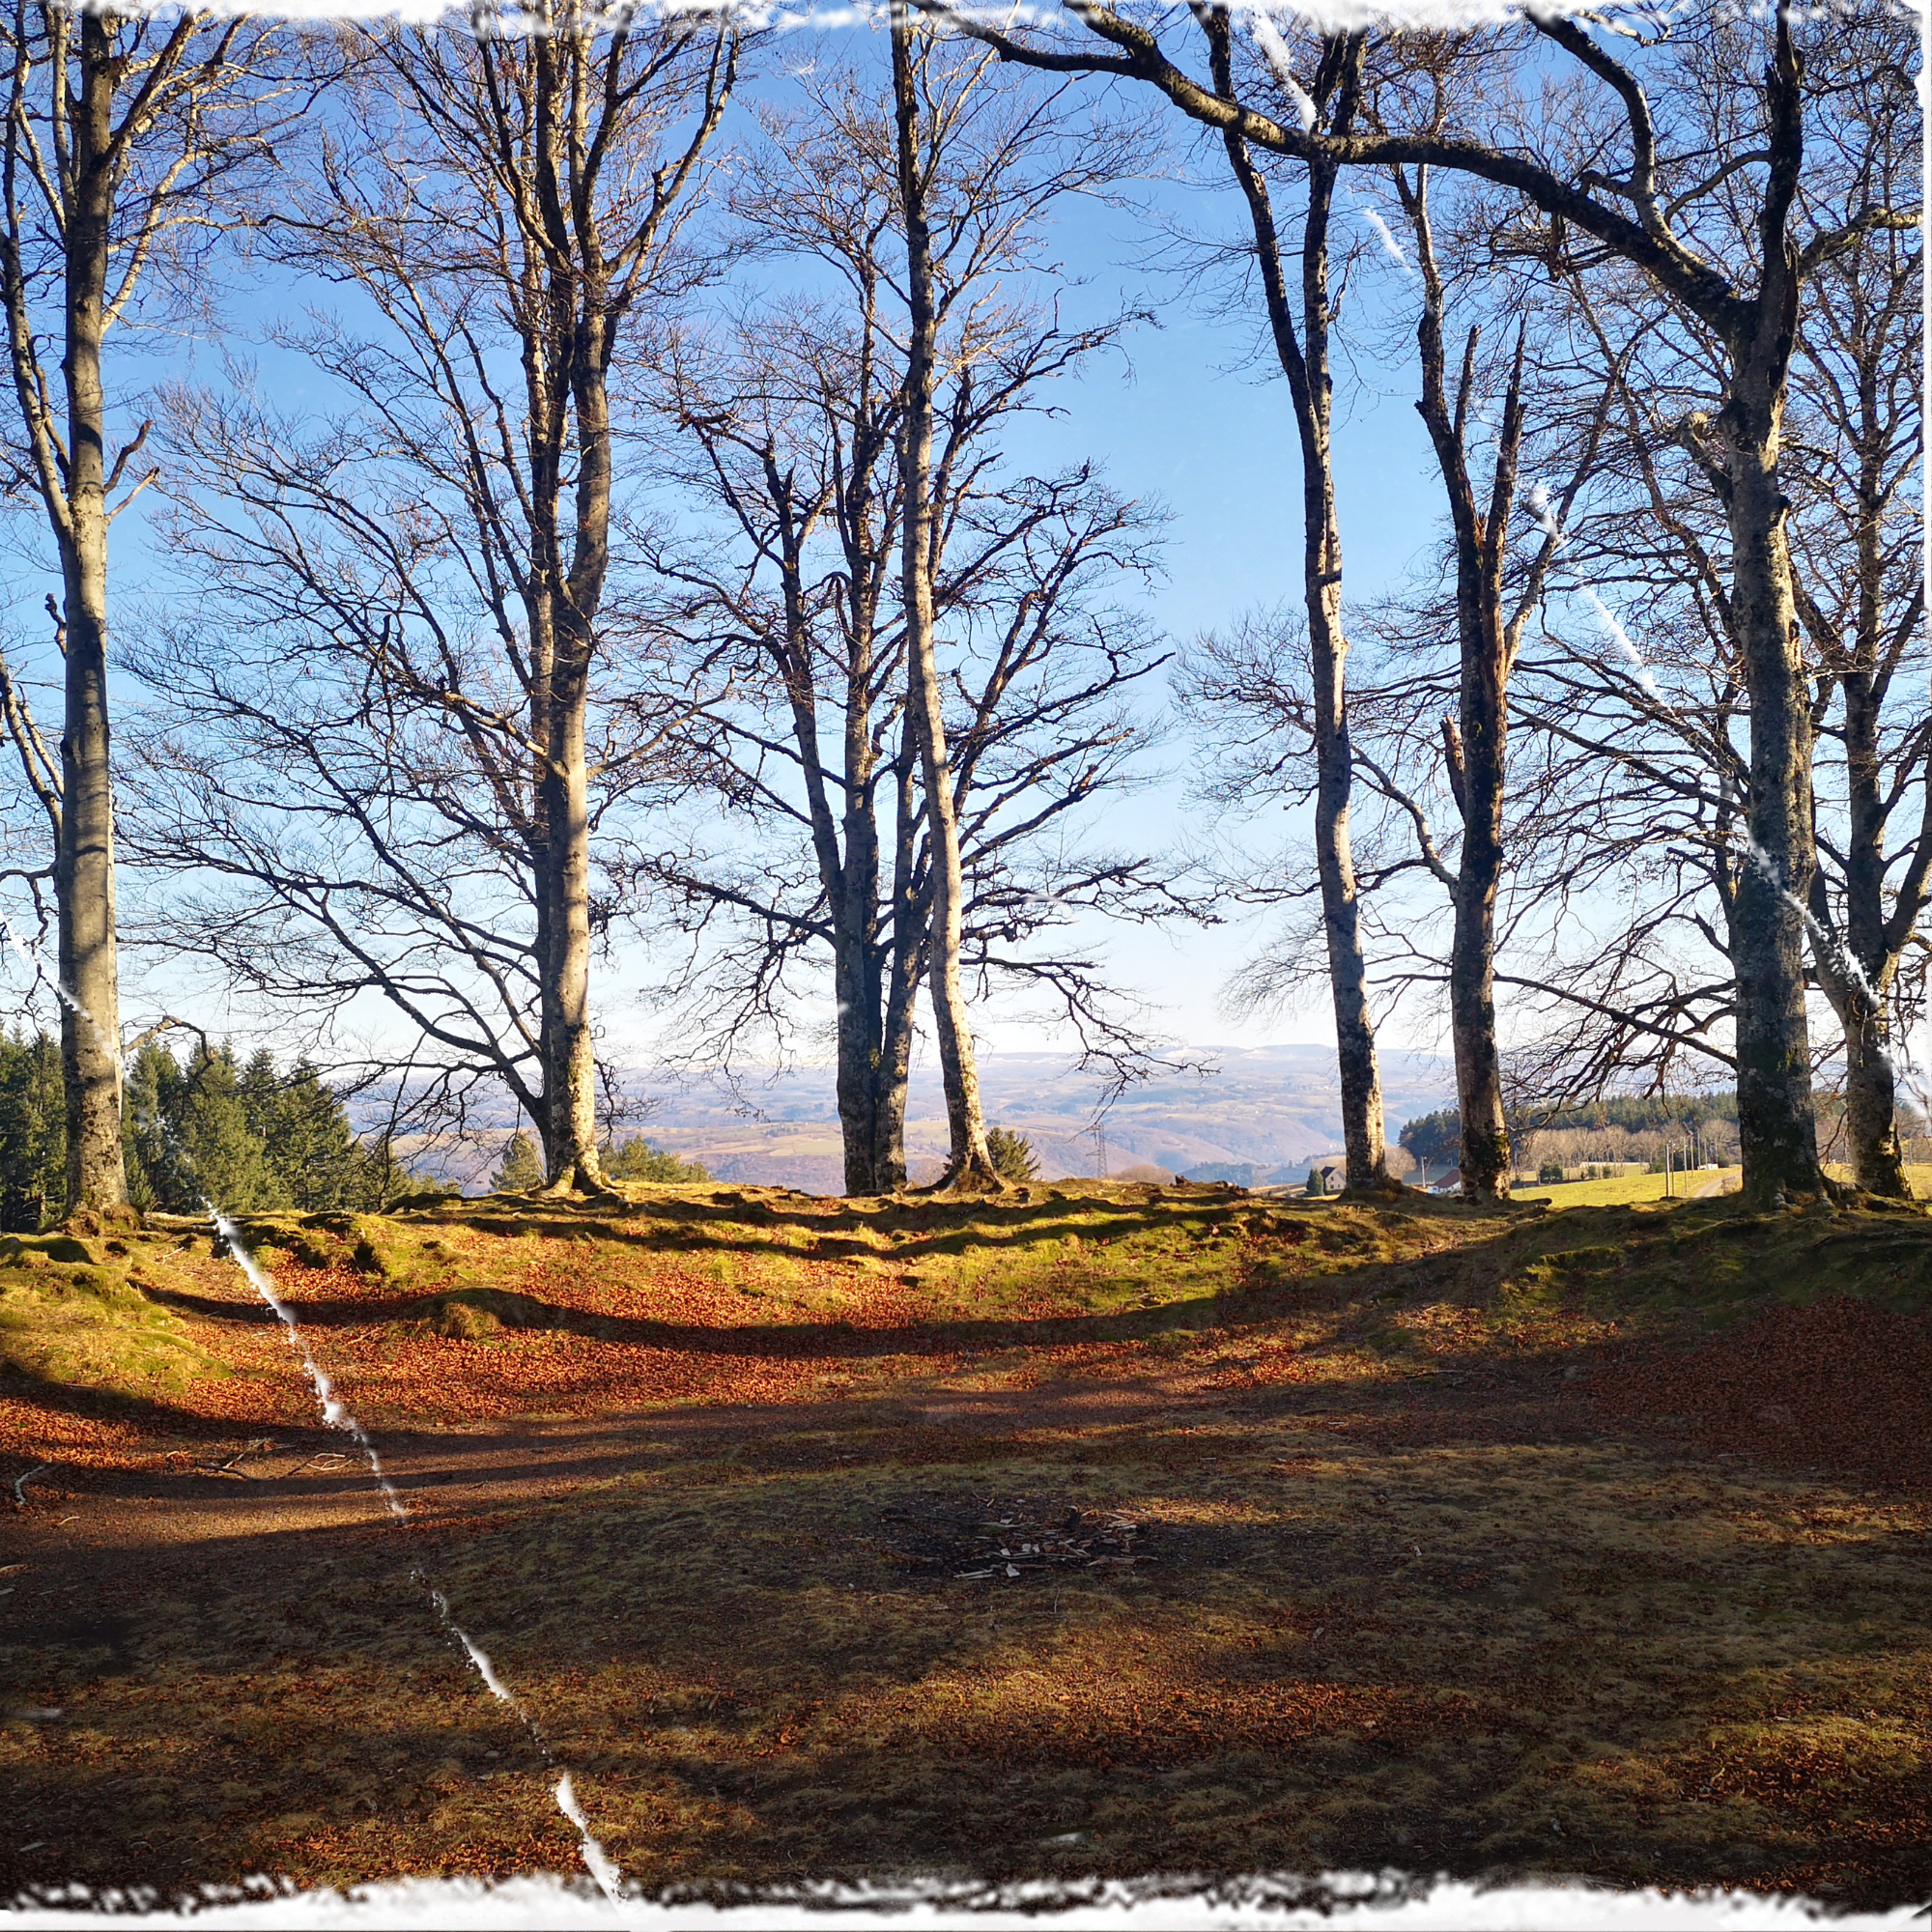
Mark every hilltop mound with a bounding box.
[3,1185,1928,1909]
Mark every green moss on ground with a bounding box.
[0,1249,225,1395]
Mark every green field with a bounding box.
[1512,1168,1736,1207]
[1516,1164,1932,1208]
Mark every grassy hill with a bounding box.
[2,1183,1928,1908]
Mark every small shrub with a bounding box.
[1538,1161,1566,1184]
[416,1288,555,1340]
[437,1299,500,1340]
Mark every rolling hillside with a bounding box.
[630,1044,1457,1192]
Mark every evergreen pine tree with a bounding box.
[0,1031,67,1231]
[603,1134,708,1183]
[113,1038,381,1214]
[985,1126,1039,1183]
[177,1040,282,1211]
[124,1041,196,1213]
[493,1130,545,1192]
[352,1131,409,1210]
[257,1058,361,1208]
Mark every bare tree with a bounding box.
[638,49,1176,1194]
[892,11,999,1188]
[0,3,290,1217]
[1391,167,1528,1201]
[1491,16,1923,1193]
[1185,163,1584,1204]
[1795,188,1929,1195]
[919,0,1918,1207]
[1193,16,1392,1196]
[133,11,735,1190]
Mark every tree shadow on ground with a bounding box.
[5,1345,1929,1909]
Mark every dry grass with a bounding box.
[2,1183,1929,1909]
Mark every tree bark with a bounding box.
[890,9,1000,1192]
[1209,24,1389,1196]
[1406,175,1523,1204]
[1718,386,1823,1201]
[52,14,128,1219]
[538,666,603,1192]
[1814,668,1912,1197]
[874,709,932,1188]
[543,173,614,1194]
[830,598,886,1190]
[835,939,886,1193]
[1840,1000,1906,1195]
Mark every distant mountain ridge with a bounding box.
[631,1043,1456,1193]
[379,1043,1456,1195]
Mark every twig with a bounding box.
[12,1463,47,1508]
[202,1436,275,1479]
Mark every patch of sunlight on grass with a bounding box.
[1828,1162,1932,1200]
[1514,1170,1737,1208]
[0,1252,226,1395]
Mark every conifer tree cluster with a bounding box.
[0,1032,400,1230]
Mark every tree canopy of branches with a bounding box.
[632,45,1180,1193]
[1492,12,1926,1197]
[0,6,1909,1213]
[923,0,1919,1206]
[128,10,735,1191]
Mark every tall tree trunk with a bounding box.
[526,407,571,1186]
[543,232,613,1194]
[540,674,603,1191]
[1406,173,1522,1205]
[55,13,128,1219]
[1446,349,1520,1208]
[1209,24,1388,1196]
[874,964,920,1187]
[832,554,890,1194]
[1440,455,1518,1207]
[1700,19,1826,1207]
[1839,999,1906,1195]
[1815,674,1910,1196]
[890,9,999,1192]
[1444,700,1510,1202]
[833,897,887,1193]
[870,715,927,1191]
[1719,370,1824,1206]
